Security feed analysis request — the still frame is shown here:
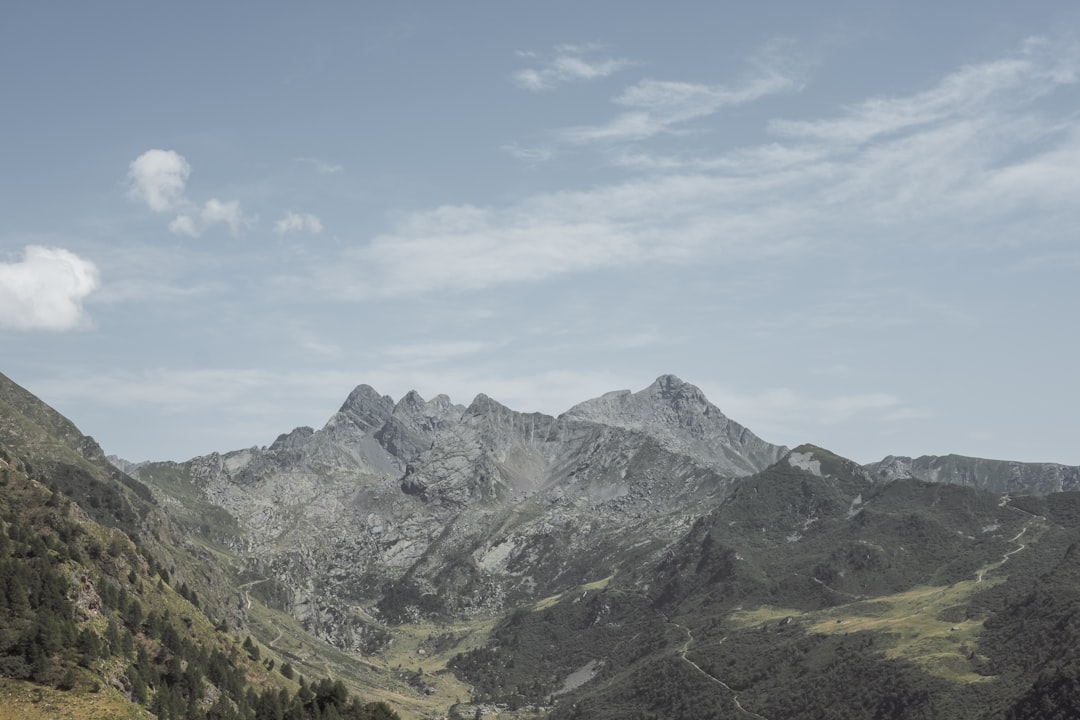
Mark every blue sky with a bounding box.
[2,2,1078,465]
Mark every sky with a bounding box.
[1,2,1078,466]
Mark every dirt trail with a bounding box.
[975,514,1041,583]
[660,612,769,720]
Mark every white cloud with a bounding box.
[275,211,324,236]
[559,40,802,144]
[296,38,1080,301]
[0,245,100,330]
[169,200,252,237]
[514,43,632,91]
[169,214,199,237]
[200,198,247,236]
[770,37,1076,146]
[127,149,190,212]
[128,149,249,237]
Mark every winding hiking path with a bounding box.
[237,577,270,610]
[976,523,1033,583]
[974,497,1047,584]
[659,612,769,720]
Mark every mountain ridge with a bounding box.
[6,369,1080,718]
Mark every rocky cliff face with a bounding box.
[866,454,1080,493]
[134,375,788,645]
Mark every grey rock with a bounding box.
[563,374,787,475]
[135,374,786,645]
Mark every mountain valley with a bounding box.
[3,370,1080,718]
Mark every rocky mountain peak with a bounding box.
[466,392,503,415]
[563,375,786,476]
[391,391,464,424]
[650,373,698,399]
[336,384,396,433]
[563,374,710,427]
[394,389,426,414]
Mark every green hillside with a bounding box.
[0,371,402,720]
[448,447,1080,718]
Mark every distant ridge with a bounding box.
[866,453,1080,493]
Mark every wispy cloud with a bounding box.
[0,246,100,331]
[284,39,1080,307]
[770,37,1077,145]
[169,199,253,238]
[559,39,803,144]
[275,211,324,236]
[500,142,554,163]
[513,43,633,91]
[295,157,343,174]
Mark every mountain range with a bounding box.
[3,369,1080,718]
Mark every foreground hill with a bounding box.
[0,371,402,719]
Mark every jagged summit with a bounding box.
[563,374,787,476]
[465,392,507,415]
[563,374,713,426]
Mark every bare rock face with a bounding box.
[127,376,793,644]
[371,391,464,466]
[563,374,788,475]
[866,454,1080,493]
[131,373,1080,648]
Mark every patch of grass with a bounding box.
[533,574,614,612]
[727,606,804,628]
[581,574,614,592]
[0,677,150,720]
[727,578,1000,683]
